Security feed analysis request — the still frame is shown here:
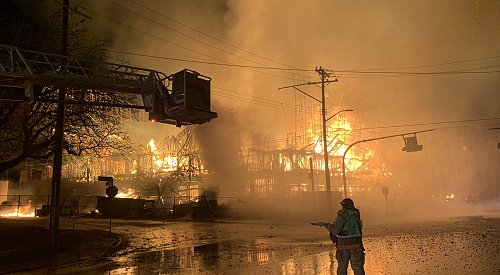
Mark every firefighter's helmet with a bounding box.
[340,198,354,207]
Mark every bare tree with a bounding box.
[0,0,137,173]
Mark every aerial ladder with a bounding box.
[0,44,217,126]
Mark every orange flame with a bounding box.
[0,211,35,217]
[1,201,35,217]
[309,115,374,172]
[147,139,178,172]
[115,188,138,199]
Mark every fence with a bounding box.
[0,192,340,222]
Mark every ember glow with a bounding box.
[310,116,375,172]
[147,139,178,172]
[0,211,35,217]
[279,155,292,172]
[116,188,138,199]
[446,193,456,201]
[0,201,36,217]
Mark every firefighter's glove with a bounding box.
[317,222,328,228]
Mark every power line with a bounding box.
[240,121,500,149]
[74,3,500,124]
[334,68,500,76]
[125,0,302,71]
[86,2,500,78]
[78,4,298,81]
[212,91,290,110]
[338,55,500,71]
[105,0,301,74]
[105,49,500,76]
[213,89,294,109]
[212,89,317,113]
[105,49,314,72]
[79,2,500,79]
[353,117,500,132]
[213,85,305,109]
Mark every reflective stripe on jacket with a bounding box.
[327,207,364,251]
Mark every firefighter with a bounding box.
[323,198,365,275]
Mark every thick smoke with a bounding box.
[223,0,500,210]
[193,109,243,198]
[86,0,499,220]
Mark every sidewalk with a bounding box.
[0,217,126,274]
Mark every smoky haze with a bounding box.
[194,109,243,198]
[84,0,499,221]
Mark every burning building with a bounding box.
[1,81,391,221]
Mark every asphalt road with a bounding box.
[1,214,499,274]
[108,215,500,274]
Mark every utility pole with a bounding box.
[50,0,69,251]
[278,67,338,217]
[316,67,334,216]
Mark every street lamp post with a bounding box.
[324,108,353,200]
[342,129,436,198]
[326,109,354,122]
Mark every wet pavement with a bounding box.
[4,215,499,274]
[90,216,500,274]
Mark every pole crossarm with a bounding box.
[278,79,338,90]
[341,128,436,198]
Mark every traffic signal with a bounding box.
[97,176,113,186]
[402,135,423,152]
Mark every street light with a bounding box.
[326,109,354,122]
[321,108,353,208]
[341,129,436,198]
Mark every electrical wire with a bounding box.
[106,0,311,79]
[85,2,500,78]
[212,90,317,114]
[125,0,303,71]
[76,3,500,122]
[77,4,299,81]
[353,117,500,132]
[105,48,500,77]
[212,91,290,110]
[124,1,500,81]
[240,120,500,148]
[336,55,500,71]
[105,49,314,72]
[77,1,500,80]
[212,85,326,114]
[335,68,500,76]
[213,85,301,109]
